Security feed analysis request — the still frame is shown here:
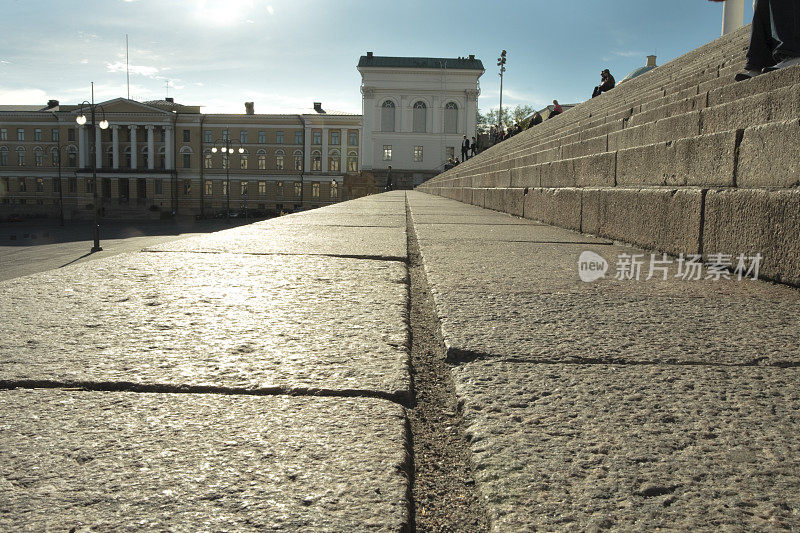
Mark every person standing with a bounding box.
[711,0,800,81]
[385,165,393,192]
[470,136,478,157]
[461,135,470,161]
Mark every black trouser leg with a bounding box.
[770,0,800,60]
[746,0,777,69]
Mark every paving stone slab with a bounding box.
[411,215,539,226]
[417,240,800,366]
[267,213,406,227]
[0,390,410,531]
[145,224,406,260]
[0,252,410,399]
[451,361,800,531]
[414,223,611,244]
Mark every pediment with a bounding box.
[93,98,172,115]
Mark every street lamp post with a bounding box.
[75,82,109,253]
[211,137,243,218]
[497,50,507,129]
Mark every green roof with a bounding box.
[358,55,484,70]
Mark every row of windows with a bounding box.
[381,100,459,133]
[201,150,358,171]
[201,129,359,146]
[0,176,339,199]
[196,180,338,199]
[382,145,425,162]
[1,128,73,142]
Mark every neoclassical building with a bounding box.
[0,52,484,219]
[0,99,360,220]
[358,53,484,188]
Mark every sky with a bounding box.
[0,0,754,115]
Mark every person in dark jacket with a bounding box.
[527,111,543,129]
[592,69,615,97]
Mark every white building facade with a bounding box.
[358,53,484,187]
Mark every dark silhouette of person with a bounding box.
[592,69,616,97]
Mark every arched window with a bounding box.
[240,149,249,170]
[204,149,213,169]
[158,146,166,170]
[330,180,338,199]
[347,150,358,172]
[275,149,285,170]
[16,146,25,166]
[381,100,395,132]
[257,149,266,170]
[0,146,8,166]
[180,146,193,169]
[293,150,303,171]
[34,147,44,167]
[311,150,321,171]
[413,101,427,133]
[51,147,59,166]
[328,149,340,172]
[444,102,458,134]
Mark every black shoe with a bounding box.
[734,69,761,82]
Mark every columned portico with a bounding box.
[112,125,120,169]
[303,124,311,171]
[165,125,174,170]
[340,128,346,171]
[129,125,138,169]
[146,125,155,170]
[95,126,102,169]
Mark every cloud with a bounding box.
[106,61,158,77]
[80,59,89,64]
[0,88,49,104]
[267,5,274,14]
[611,50,643,58]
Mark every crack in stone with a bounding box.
[0,379,411,407]
[139,249,408,263]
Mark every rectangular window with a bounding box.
[312,131,321,145]
[258,154,266,170]
[240,181,248,195]
[331,131,340,145]
[204,152,212,169]
[36,178,44,192]
[183,179,191,195]
[222,181,228,196]
[183,153,191,168]
[51,129,59,142]
[276,181,283,196]
[413,145,423,162]
[276,131,284,144]
[240,155,248,170]
[183,129,190,142]
[0,150,6,166]
[18,150,25,166]
[69,177,77,193]
[204,180,212,195]
[204,130,212,143]
[294,131,303,144]
[17,128,24,141]
[312,182,320,198]
[258,131,266,144]
[348,132,358,146]
[68,128,75,141]
[383,145,392,161]
[19,178,27,192]
[68,152,76,167]
[258,181,266,195]
[240,130,247,143]
[294,182,301,197]
[446,146,455,159]
[276,155,284,170]
[0,128,6,140]
[35,151,43,166]
[34,129,42,141]
[155,180,163,195]
[222,129,229,141]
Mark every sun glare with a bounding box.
[194,0,257,26]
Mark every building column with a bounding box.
[146,125,155,170]
[78,125,88,168]
[321,127,328,172]
[340,128,346,172]
[95,126,102,169]
[112,125,120,169]
[361,86,375,170]
[165,125,175,170]
[129,125,138,169]
[303,124,311,172]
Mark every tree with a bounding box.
[510,105,535,126]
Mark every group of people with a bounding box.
[460,135,478,161]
